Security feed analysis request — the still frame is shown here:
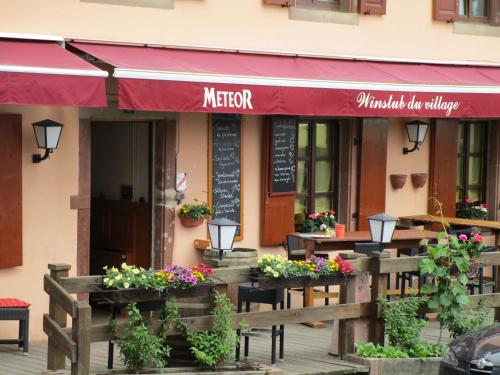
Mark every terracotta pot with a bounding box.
[389,174,407,189]
[411,173,428,189]
[179,215,205,228]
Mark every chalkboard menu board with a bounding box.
[270,118,297,195]
[210,114,242,238]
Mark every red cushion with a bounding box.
[0,298,30,308]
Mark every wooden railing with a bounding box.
[44,250,500,374]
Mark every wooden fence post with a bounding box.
[47,263,71,371]
[71,301,91,375]
[369,251,390,345]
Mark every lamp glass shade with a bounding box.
[32,119,63,150]
[368,213,397,244]
[207,218,239,251]
[405,120,428,144]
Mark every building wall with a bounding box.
[1,1,500,62]
[0,105,79,339]
[385,118,430,217]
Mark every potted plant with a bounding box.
[301,210,336,234]
[178,200,212,228]
[252,254,354,289]
[456,197,488,220]
[345,296,444,375]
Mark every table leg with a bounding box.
[303,241,326,328]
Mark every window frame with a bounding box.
[296,0,341,11]
[295,118,340,217]
[456,122,488,208]
[458,0,490,23]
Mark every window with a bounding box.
[296,0,340,10]
[458,0,488,21]
[456,123,488,207]
[295,120,339,223]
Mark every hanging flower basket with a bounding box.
[179,214,205,228]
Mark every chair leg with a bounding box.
[18,319,23,349]
[400,273,406,298]
[279,301,284,360]
[22,317,29,354]
[236,299,242,361]
[271,303,277,365]
[479,267,484,295]
[287,290,291,309]
[325,285,329,306]
[244,301,250,358]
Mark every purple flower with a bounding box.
[459,234,468,241]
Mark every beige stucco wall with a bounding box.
[1,0,500,62]
[0,105,79,339]
[385,118,430,217]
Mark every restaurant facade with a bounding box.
[1,0,500,339]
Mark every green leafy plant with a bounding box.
[419,199,486,340]
[111,302,170,371]
[444,300,490,338]
[179,290,239,369]
[179,199,212,220]
[356,296,444,358]
[380,296,427,350]
[301,210,336,232]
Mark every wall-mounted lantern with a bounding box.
[207,218,240,259]
[32,119,64,163]
[403,120,428,155]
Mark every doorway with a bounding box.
[89,121,152,275]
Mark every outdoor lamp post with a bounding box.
[207,218,240,259]
[32,119,64,163]
[368,213,398,251]
[402,120,428,155]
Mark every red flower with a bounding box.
[328,210,336,215]
[472,234,483,243]
[481,203,489,209]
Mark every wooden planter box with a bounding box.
[343,354,441,375]
[249,270,351,290]
[96,282,215,304]
[95,364,282,375]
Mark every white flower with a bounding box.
[123,282,130,289]
[265,266,272,272]
[320,224,327,231]
[273,271,279,278]
[276,264,282,269]
[121,262,127,268]
[108,280,113,286]
[115,274,123,280]
[103,277,109,283]
[132,268,140,274]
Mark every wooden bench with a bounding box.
[0,298,30,354]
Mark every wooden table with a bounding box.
[399,214,500,247]
[290,229,438,311]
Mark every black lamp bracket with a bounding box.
[402,142,420,155]
[33,149,52,163]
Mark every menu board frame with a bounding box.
[208,114,244,241]
[269,117,298,196]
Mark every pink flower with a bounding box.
[472,234,483,243]
[466,197,473,204]
[328,210,336,215]
[309,213,319,219]
[458,234,468,241]
[481,203,489,209]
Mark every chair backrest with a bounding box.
[286,235,302,253]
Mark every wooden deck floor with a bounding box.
[0,320,451,375]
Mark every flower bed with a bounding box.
[251,254,354,290]
[98,263,215,303]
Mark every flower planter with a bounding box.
[96,282,215,304]
[179,215,205,228]
[249,270,351,290]
[411,173,427,189]
[389,174,407,190]
[96,364,281,375]
[343,354,441,375]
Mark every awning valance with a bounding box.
[70,42,500,118]
[0,39,107,107]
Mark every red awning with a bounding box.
[0,39,107,107]
[70,42,500,118]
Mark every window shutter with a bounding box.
[358,0,386,15]
[264,0,296,6]
[358,119,388,230]
[428,120,459,217]
[260,118,296,246]
[433,0,458,22]
[490,0,500,25]
[0,114,22,268]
